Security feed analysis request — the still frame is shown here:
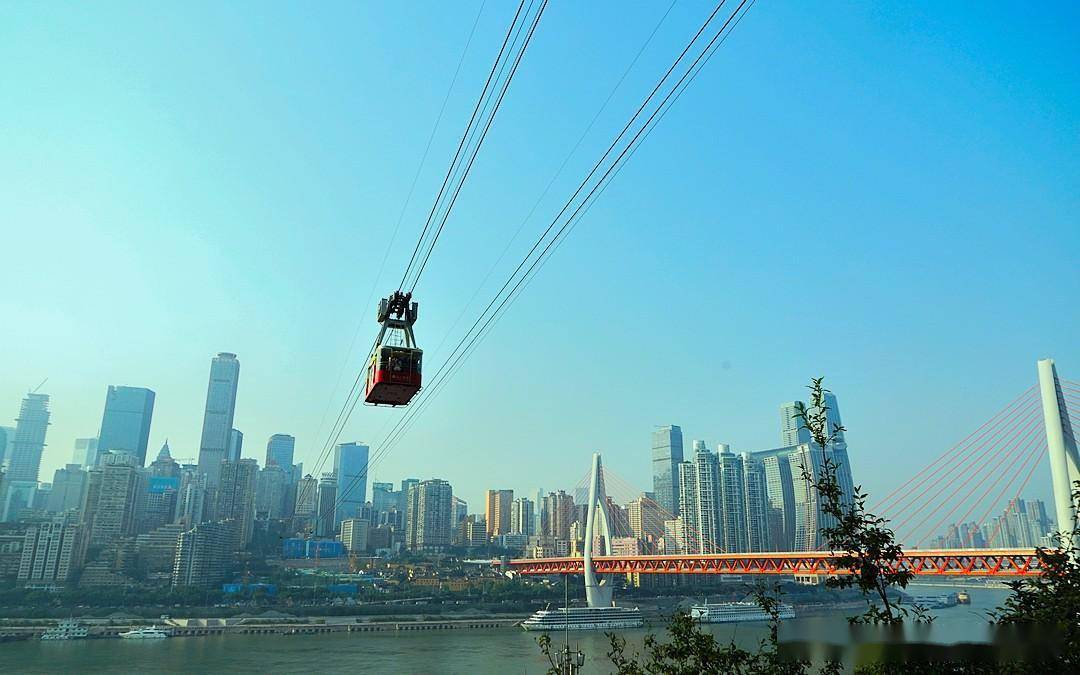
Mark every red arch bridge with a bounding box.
[506,549,1043,577]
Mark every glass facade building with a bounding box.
[651,425,684,517]
[197,352,240,487]
[97,385,155,466]
[265,433,295,468]
[334,442,369,527]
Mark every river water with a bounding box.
[3,587,1010,674]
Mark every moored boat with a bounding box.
[41,619,88,640]
[690,600,795,624]
[521,605,643,631]
[119,626,170,639]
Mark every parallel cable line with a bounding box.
[871,387,1038,513]
[912,416,1044,547]
[889,401,1042,539]
[334,0,756,514]
[881,397,1041,525]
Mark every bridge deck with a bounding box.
[508,549,1042,577]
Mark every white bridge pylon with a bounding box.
[1038,358,1080,541]
[584,452,614,608]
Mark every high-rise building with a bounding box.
[485,489,514,537]
[451,496,468,525]
[627,494,664,543]
[405,479,453,551]
[0,425,14,467]
[779,402,811,447]
[217,459,258,550]
[651,425,684,517]
[17,513,85,585]
[197,352,240,488]
[316,473,338,537]
[334,442,369,526]
[676,461,698,551]
[1,480,38,523]
[96,386,156,466]
[691,443,722,553]
[717,444,748,553]
[255,464,290,520]
[372,481,396,515]
[72,438,99,468]
[790,444,827,551]
[176,468,209,527]
[341,518,369,553]
[754,446,797,551]
[226,429,243,463]
[294,474,318,527]
[265,434,295,468]
[8,393,50,483]
[742,452,770,552]
[46,465,87,514]
[82,453,144,547]
[510,497,534,536]
[172,520,236,587]
[540,490,575,541]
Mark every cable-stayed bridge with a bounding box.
[507,359,1079,587]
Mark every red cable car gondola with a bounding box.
[365,291,422,406]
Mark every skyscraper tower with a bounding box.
[334,442,369,527]
[8,393,50,482]
[717,444,748,553]
[265,434,296,468]
[197,353,240,487]
[779,402,811,447]
[217,458,258,550]
[651,425,684,517]
[97,385,156,466]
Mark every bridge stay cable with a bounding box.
[888,401,1043,540]
[879,395,1041,527]
[911,419,1046,547]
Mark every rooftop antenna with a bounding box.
[30,378,48,394]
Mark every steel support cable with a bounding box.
[871,386,1039,513]
[407,0,548,293]
[403,0,538,294]
[889,401,1043,538]
[397,0,530,291]
[874,390,1040,516]
[364,0,752,472]
[912,416,1045,547]
[893,403,1043,542]
[316,1,538,515]
[425,0,679,364]
[337,0,753,507]
[922,422,1046,549]
[971,430,1047,548]
[985,447,1047,547]
[300,7,493,512]
[307,0,490,468]
[880,397,1042,525]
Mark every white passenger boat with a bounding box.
[41,619,89,640]
[690,600,795,624]
[521,606,644,631]
[119,626,170,639]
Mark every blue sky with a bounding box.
[1,1,1077,519]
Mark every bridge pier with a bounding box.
[1037,358,1080,542]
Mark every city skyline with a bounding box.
[0,358,1068,515]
